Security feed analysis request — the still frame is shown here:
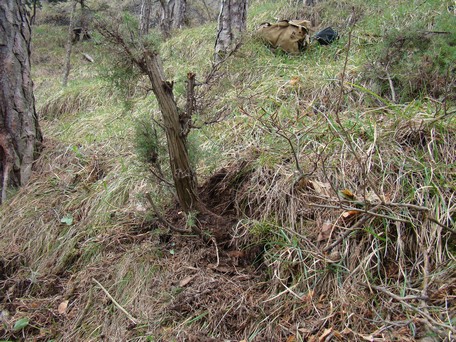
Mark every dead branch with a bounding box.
[202,42,242,85]
[181,72,196,138]
[82,53,94,63]
[92,278,139,325]
[331,26,385,203]
[307,202,410,223]
[323,206,379,252]
[145,192,190,234]
[364,284,456,337]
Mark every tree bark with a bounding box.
[139,0,152,37]
[79,0,90,41]
[304,0,322,6]
[0,0,43,203]
[159,0,187,38]
[214,0,247,63]
[62,0,77,87]
[141,52,200,215]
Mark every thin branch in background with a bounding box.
[331,31,385,204]
[203,42,242,85]
[62,0,77,87]
[238,106,325,177]
[148,166,174,188]
[30,0,38,25]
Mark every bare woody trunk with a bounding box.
[159,0,186,38]
[139,0,152,37]
[141,52,200,214]
[0,0,43,203]
[79,0,90,40]
[214,0,247,62]
[304,0,321,6]
[62,0,77,87]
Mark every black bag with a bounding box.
[313,27,339,45]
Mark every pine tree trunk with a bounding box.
[214,0,247,62]
[0,0,43,203]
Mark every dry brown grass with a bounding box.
[1,0,455,341]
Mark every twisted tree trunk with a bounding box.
[0,0,42,203]
[141,52,200,215]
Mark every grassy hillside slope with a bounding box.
[1,0,455,341]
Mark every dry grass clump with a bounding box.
[39,80,117,119]
[0,136,157,340]
[217,100,456,340]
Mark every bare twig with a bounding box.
[307,203,410,223]
[323,207,379,252]
[212,237,220,268]
[92,278,139,325]
[149,166,174,188]
[365,284,456,336]
[204,42,242,85]
[386,71,396,103]
[427,216,456,235]
[330,26,385,203]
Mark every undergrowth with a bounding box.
[1,0,455,341]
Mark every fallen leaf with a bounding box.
[308,335,318,342]
[227,250,244,258]
[319,328,332,342]
[301,289,314,303]
[365,190,381,203]
[309,180,332,197]
[289,76,301,86]
[294,176,310,191]
[213,265,233,273]
[60,215,73,226]
[339,188,356,200]
[58,300,69,314]
[179,276,195,287]
[341,327,352,335]
[358,333,375,341]
[342,210,361,219]
[286,335,296,342]
[13,317,29,331]
[317,221,333,242]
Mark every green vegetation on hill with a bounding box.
[1,0,455,341]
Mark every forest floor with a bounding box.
[1,0,456,341]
